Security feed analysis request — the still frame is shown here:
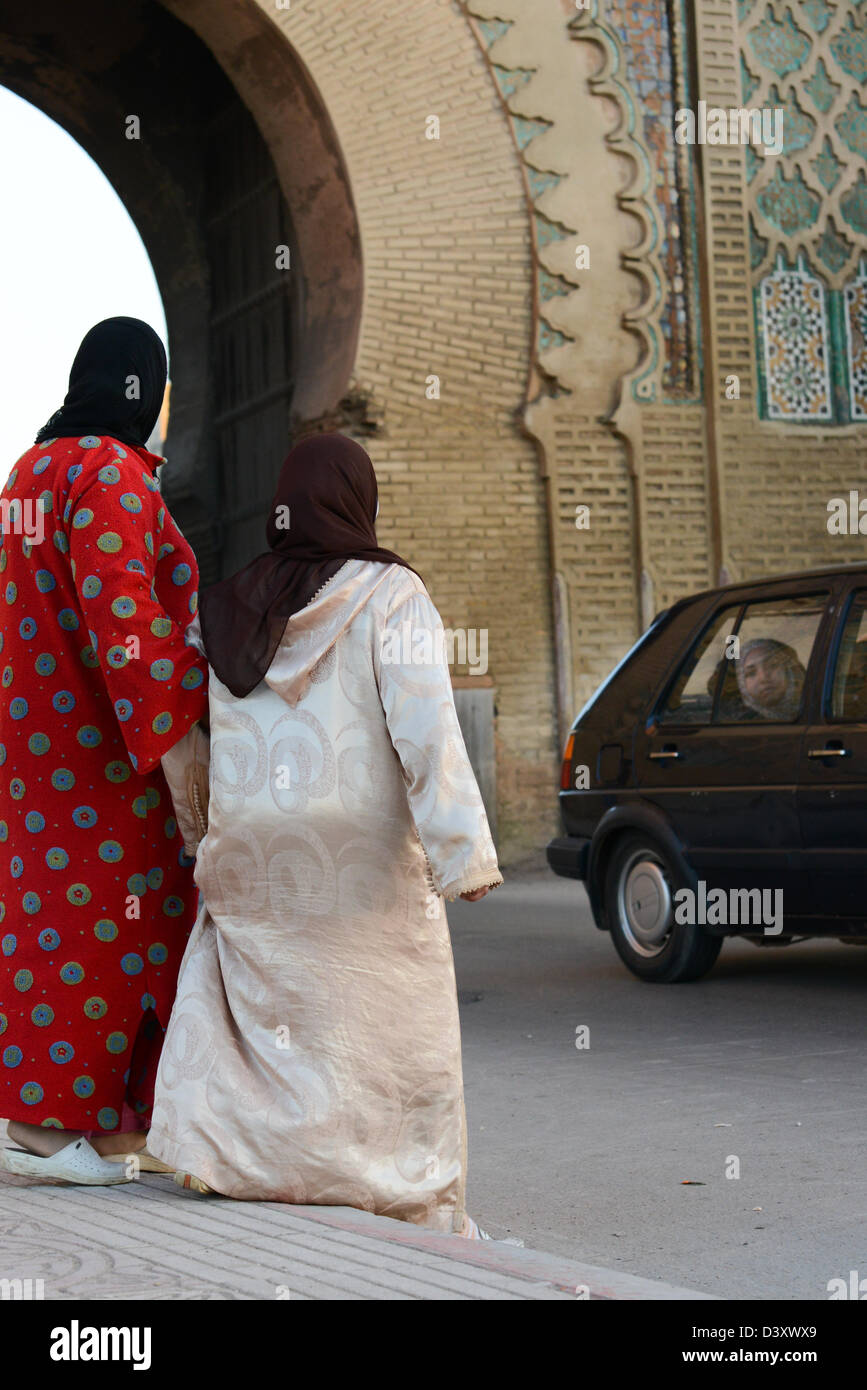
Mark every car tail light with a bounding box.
[560,733,575,790]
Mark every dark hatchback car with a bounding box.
[547,566,867,982]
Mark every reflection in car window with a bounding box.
[720,593,826,725]
[659,607,739,725]
[830,590,867,721]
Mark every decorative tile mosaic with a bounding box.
[741,0,867,422]
[756,164,821,234]
[841,169,867,235]
[803,0,836,36]
[525,167,561,202]
[477,18,510,49]
[830,13,867,82]
[844,259,867,418]
[534,212,571,249]
[816,217,854,274]
[804,56,841,112]
[835,89,867,159]
[511,116,552,152]
[810,135,844,192]
[767,82,816,153]
[604,0,701,400]
[491,66,534,101]
[538,318,570,353]
[759,255,832,421]
[472,17,576,375]
[538,266,578,303]
[747,5,812,77]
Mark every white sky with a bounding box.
[0,87,166,468]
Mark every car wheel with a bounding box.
[603,834,722,983]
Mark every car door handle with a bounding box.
[648,749,681,760]
[807,746,851,758]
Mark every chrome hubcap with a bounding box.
[617,852,673,957]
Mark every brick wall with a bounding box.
[262,0,559,864]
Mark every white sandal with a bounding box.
[0,1137,134,1185]
[461,1214,523,1245]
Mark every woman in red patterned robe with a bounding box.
[0,318,207,1183]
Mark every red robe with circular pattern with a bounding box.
[0,433,208,1132]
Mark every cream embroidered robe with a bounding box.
[150,559,502,1231]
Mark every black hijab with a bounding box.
[35,316,168,449]
[198,432,421,698]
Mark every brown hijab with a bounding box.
[198,432,420,697]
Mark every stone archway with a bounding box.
[0,0,362,582]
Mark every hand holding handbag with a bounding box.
[161,719,210,855]
[185,722,210,844]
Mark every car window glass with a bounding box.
[659,607,740,725]
[718,593,827,725]
[829,590,867,721]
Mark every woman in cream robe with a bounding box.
[151,549,502,1233]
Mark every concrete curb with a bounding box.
[0,1165,715,1300]
[281,1202,718,1300]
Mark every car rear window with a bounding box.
[659,605,740,724]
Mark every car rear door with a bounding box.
[797,580,867,919]
[633,585,831,913]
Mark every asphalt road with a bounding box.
[451,866,867,1300]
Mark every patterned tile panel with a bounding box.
[759,255,832,421]
[741,1,867,422]
[604,0,702,401]
[844,259,867,417]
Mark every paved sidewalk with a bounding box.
[0,1159,714,1301]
